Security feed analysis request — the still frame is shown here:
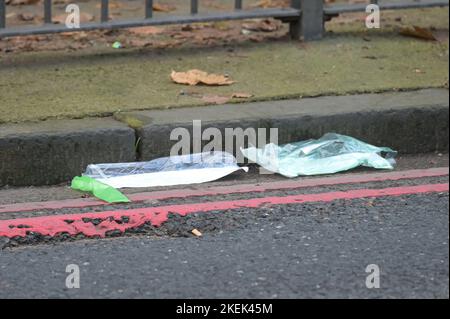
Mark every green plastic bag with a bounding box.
[241,133,397,178]
[71,176,130,203]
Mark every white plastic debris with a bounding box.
[241,133,397,178]
[84,152,248,188]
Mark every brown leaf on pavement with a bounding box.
[171,69,234,86]
[6,12,19,20]
[128,26,164,36]
[242,18,281,32]
[7,0,40,5]
[153,3,176,12]
[201,94,231,105]
[250,0,289,8]
[18,13,35,22]
[201,92,253,105]
[430,29,449,43]
[250,0,273,8]
[399,26,437,41]
[231,92,253,98]
[128,39,153,47]
[95,2,123,9]
[53,0,72,4]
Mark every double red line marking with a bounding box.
[0,182,448,239]
[0,167,448,214]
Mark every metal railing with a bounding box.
[0,0,448,40]
[297,0,449,40]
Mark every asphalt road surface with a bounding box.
[0,154,448,299]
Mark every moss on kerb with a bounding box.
[0,8,448,124]
[114,113,146,130]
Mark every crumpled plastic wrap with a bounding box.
[84,152,248,188]
[241,133,397,178]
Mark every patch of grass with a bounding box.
[0,8,448,124]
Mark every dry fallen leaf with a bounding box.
[128,26,164,36]
[60,31,89,40]
[171,69,234,86]
[53,0,72,4]
[250,0,271,8]
[399,26,437,41]
[231,92,253,98]
[128,39,153,47]
[95,2,123,9]
[6,12,19,20]
[7,0,40,5]
[242,19,281,32]
[430,29,449,43]
[18,13,35,22]
[153,3,176,12]
[201,94,231,105]
[250,0,288,8]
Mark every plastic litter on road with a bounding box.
[83,152,248,188]
[241,133,397,178]
[191,229,203,237]
[71,176,130,203]
[112,41,122,49]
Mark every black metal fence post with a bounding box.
[299,0,324,41]
[289,0,301,39]
[191,0,198,15]
[145,0,153,19]
[0,0,5,29]
[44,0,52,24]
[101,0,109,23]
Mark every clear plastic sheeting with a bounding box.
[241,133,397,178]
[84,152,248,188]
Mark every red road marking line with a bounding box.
[0,183,447,239]
[0,167,448,214]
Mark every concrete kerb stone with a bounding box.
[0,117,136,187]
[121,89,449,160]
